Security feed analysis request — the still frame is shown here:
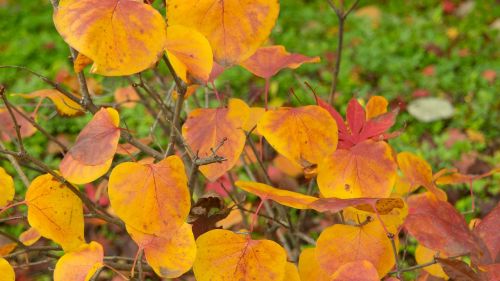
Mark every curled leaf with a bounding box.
[16,89,83,116]
[235,181,317,209]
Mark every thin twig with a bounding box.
[0,140,30,187]
[1,85,25,153]
[389,254,467,275]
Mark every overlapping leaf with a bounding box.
[0,167,14,207]
[108,155,190,235]
[330,260,379,281]
[415,244,448,279]
[54,0,167,76]
[26,173,85,252]
[235,181,317,209]
[0,257,15,281]
[298,248,330,281]
[16,89,83,116]
[473,202,500,262]
[60,108,120,184]
[54,241,103,281]
[193,229,287,281]
[257,105,338,167]
[284,262,301,281]
[318,140,397,198]
[167,0,280,66]
[183,98,250,181]
[240,45,320,78]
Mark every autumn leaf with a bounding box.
[415,244,449,279]
[0,243,16,256]
[167,0,280,66]
[60,108,120,184]
[0,107,37,142]
[242,107,266,133]
[54,241,104,281]
[436,258,482,281]
[366,96,388,119]
[298,248,330,281]
[114,86,139,109]
[434,168,500,186]
[54,0,167,76]
[240,45,320,78]
[473,201,500,263]
[19,227,42,246]
[166,25,213,84]
[108,155,190,235]
[404,192,478,257]
[73,53,93,73]
[311,197,404,215]
[26,173,85,252]
[16,89,83,116]
[316,220,397,277]
[284,262,301,281]
[257,105,338,167]
[183,98,250,181]
[0,167,14,207]
[330,260,380,281]
[318,140,397,198]
[127,223,196,278]
[397,152,447,201]
[193,229,287,281]
[0,257,15,281]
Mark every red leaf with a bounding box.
[436,258,482,281]
[346,98,366,135]
[474,202,500,263]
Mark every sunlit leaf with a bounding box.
[0,167,14,207]
[298,248,330,281]
[330,260,379,281]
[284,262,301,281]
[258,105,338,167]
[0,257,15,281]
[240,45,320,78]
[54,0,167,76]
[415,244,449,279]
[316,220,396,277]
[193,229,287,281]
[54,241,104,281]
[166,25,213,84]
[183,98,250,181]
[312,197,405,215]
[19,227,42,246]
[16,89,83,116]
[318,140,396,198]
[365,96,388,119]
[167,0,280,66]
[127,223,196,278]
[108,155,190,235]
[235,181,317,209]
[26,173,85,252]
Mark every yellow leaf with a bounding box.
[318,140,397,199]
[415,244,449,279]
[0,257,15,281]
[183,98,250,181]
[19,227,42,246]
[26,173,85,252]
[257,105,338,167]
[0,167,14,207]
[54,241,104,281]
[193,229,287,281]
[0,243,17,256]
[166,25,213,84]
[16,89,83,116]
[54,0,167,76]
[298,248,330,281]
[316,220,397,277]
[108,156,190,235]
[127,223,196,278]
[283,262,301,281]
[73,53,93,73]
[167,0,280,66]
[365,96,388,119]
[242,107,266,133]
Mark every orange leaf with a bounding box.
[127,223,196,278]
[235,181,317,209]
[257,105,338,167]
[167,0,280,66]
[240,45,320,78]
[318,140,397,198]
[19,227,42,246]
[242,107,266,133]
[0,107,37,142]
[73,52,93,73]
[365,96,388,119]
[298,248,330,281]
[435,168,500,185]
[26,173,85,252]
[54,241,104,281]
[193,229,287,281]
[311,197,404,215]
[316,220,397,277]
[284,262,301,281]
[331,260,380,281]
[166,25,213,84]
[108,156,190,235]
[0,167,14,207]
[0,243,17,256]
[182,98,250,181]
[114,86,139,109]
[60,108,120,184]
[54,0,167,76]
[415,244,449,279]
[16,89,83,116]
[397,152,447,201]
[0,258,15,281]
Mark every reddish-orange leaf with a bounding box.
[167,0,280,66]
[127,223,196,278]
[397,152,447,201]
[405,192,478,257]
[114,86,139,109]
[474,202,500,262]
[318,140,397,198]
[0,107,37,142]
[19,227,42,246]
[0,243,17,256]
[54,0,167,76]
[435,168,500,185]
[316,220,397,277]
[116,137,151,156]
[193,229,287,281]
[235,181,317,209]
[54,241,104,281]
[257,105,338,167]
[108,156,190,235]
[240,45,320,78]
[330,260,379,281]
[182,98,250,181]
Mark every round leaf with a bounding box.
[0,258,15,281]
[54,241,104,281]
